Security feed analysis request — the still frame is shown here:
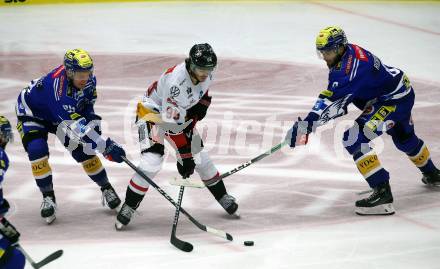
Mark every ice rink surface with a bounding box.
[0,1,440,268]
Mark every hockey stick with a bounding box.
[170,186,193,252]
[122,156,233,242]
[58,120,232,242]
[202,141,287,186]
[16,245,63,269]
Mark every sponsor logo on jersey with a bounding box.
[170,86,180,98]
[187,87,193,98]
[345,55,353,75]
[318,94,351,125]
[365,105,396,131]
[57,75,65,98]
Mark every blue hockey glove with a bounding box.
[103,138,126,163]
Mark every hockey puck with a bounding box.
[244,241,254,246]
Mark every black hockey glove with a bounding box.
[186,93,212,122]
[0,217,20,244]
[0,199,10,216]
[177,156,196,179]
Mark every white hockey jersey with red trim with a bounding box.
[144,62,213,124]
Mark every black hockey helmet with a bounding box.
[188,43,217,71]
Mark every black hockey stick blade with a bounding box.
[32,250,64,269]
[122,157,234,242]
[170,234,193,252]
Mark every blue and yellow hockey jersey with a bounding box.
[305,43,413,126]
[16,65,98,124]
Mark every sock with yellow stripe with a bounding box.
[407,140,437,173]
[354,150,390,188]
[31,156,54,193]
[81,156,109,187]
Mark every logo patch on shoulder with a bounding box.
[352,44,368,62]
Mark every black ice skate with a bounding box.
[421,169,440,186]
[41,192,57,224]
[101,183,122,210]
[355,181,395,216]
[115,203,136,230]
[219,194,240,218]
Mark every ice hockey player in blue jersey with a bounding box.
[285,26,440,215]
[15,49,126,224]
[0,116,26,269]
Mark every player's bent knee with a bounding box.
[195,151,218,182]
[139,152,163,175]
[26,138,49,160]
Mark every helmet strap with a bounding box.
[186,62,201,85]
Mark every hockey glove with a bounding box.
[186,92,212,122]
[0,199,10,216]
[0,218,20,244]
[285,117,311,148]
[177,156,196,179]
[103,138,126,163]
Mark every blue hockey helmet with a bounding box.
[0,116,13,146]
[64,48,94,73]
[316,26,347,52]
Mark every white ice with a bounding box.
[0,2,440,269]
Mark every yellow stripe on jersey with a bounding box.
[82,156,104,175]
[32,157,52,178]
[409,144,431,168]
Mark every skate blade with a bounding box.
[422,180,440,187]
[169,177,205,188]
[45,215,56,224]
[228,211,241,219]
[355,203,395,216]
[115,221,125,231]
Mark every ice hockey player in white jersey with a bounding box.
[115,43,239,230]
